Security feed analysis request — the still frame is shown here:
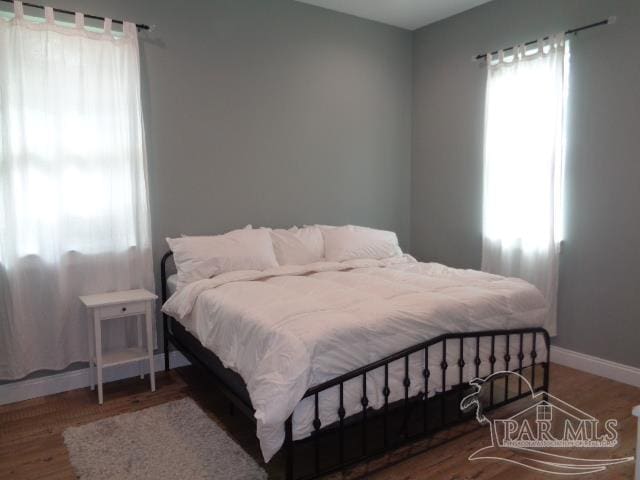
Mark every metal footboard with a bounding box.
[285,328,550,480]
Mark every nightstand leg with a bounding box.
[137,315,144,379]
[145,303,156,392]
[88,310,95,391]
[94,312,103,404]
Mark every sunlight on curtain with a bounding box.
[0,2,154,379]
[481,34,570,336]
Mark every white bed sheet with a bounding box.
[162,256,548,462]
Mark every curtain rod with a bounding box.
[474,16,615,61]
[0,0,152,31]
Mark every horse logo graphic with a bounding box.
[461,371,634,475]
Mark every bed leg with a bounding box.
[285,416,294,480]
[542,330,551,400]
[163,314,170,372]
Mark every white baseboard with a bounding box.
[2,346,637,407]
[0,351,190,406]
[551,345,640,388]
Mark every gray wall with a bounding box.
[24,0,413,257]
[4,0,639,386]
[0,0,411,383]
[412,0,640,367]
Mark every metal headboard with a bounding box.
[160,250,174,304]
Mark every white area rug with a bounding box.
[63,398,267,480]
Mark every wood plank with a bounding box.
[0,364,636,479]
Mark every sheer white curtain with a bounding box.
[481,34,569,336]
[0,2,154,379]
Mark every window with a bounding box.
[481,34,570,336]
[0,6,153,379]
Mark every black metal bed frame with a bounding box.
[160,251,550,480]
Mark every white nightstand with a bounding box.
[80,289,158,404]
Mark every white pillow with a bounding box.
[269,226,324,265]
[167,228,278,289]
[322,225,402,262]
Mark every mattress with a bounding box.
[162,255,548,462]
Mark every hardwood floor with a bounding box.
[0,363,637,479]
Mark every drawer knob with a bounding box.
[121,307,127,312]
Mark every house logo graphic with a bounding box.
[461,371,634,475]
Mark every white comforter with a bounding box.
[162,256,548,461]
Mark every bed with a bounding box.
[160,227,550,480]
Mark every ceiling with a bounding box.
[295,0,493,30]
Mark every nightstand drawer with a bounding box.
[98,301,146,319]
